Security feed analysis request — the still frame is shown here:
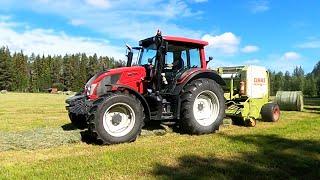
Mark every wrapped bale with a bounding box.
[275,91,304,111]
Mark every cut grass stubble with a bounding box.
[0,93,319,179]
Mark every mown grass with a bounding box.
[0,93,319,179]
[0,93,70,132]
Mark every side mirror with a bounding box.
[126,52,133,67]
[206,56,213,64]
[126,44,133,67]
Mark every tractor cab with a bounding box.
[132,35,210,93]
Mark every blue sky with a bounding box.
[0,0,319,73]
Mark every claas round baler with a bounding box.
[217,65,280,126]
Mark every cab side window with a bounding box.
[189,48,201,68]
[165,45,202,69]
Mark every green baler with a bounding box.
[217,65,280,126]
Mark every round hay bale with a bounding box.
[275,91,304,111]
[0,90,8,94]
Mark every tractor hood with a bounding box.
[85,66,146,99]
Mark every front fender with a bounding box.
[109,85,151,121]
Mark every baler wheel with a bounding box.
[261,103,281,122]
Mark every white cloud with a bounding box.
[282,52,301,60]
[249,0,270,13]
[241,45,259,53]
[297,40,320,49]
[207,59,240,69]
[0,0,204,42]
[261,53,305,72]
[85,0,110,9]
[0,19,124,59]
[69,19,85,26]
[244,59,261,64]
[0,15,11,21]
[202,32,240,55]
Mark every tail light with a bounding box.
[240,81,245,95]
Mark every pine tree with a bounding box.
[283,71,291,91]
[311,61,320,96]
[0,47,13,90]
[62,54,73,90]
[51,55,62,85]
[303,74,317,97]
[79,53,89,86]
[27,53,35,92]
[273,71,284,94]
[11,51,29,91]
[88,53,99,77]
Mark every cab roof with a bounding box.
[139,35,208,47]
[163,36,209,46]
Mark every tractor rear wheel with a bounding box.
[88,92,144,145]
[261,103,280,122]
[68,113,87,129]
[180,78,225,134]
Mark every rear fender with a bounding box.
[174,69,226,94]
[171,70,225,119]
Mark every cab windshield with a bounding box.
[138,44,157,65]
[137,43,202,69]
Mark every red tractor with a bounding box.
[66,32,226,144]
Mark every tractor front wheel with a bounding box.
[68,113,87,129]
[180,78,225,134]
[88,92,144,145]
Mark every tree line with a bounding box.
[269,62,320,97]
[0,46,125,92]
[0,46,319,96]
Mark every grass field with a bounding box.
[0,93,319,179]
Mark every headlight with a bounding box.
[86,83,98,96]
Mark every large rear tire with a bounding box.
[88,92,144,145]
[180,78,225,134]
[261,103,280,122]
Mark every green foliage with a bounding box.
[0,46,125,92]
[0,47,13,90]
[269,62,320,97]
[52,82,66,91]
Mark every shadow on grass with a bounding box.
[61,121,172,145]
[61,123,78,131]
[153,134,320,179]
[304,98,320,107]
[60,123,98,144]
[304,106,320,112]
[303,98,320,114]
[143,121,167,131]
